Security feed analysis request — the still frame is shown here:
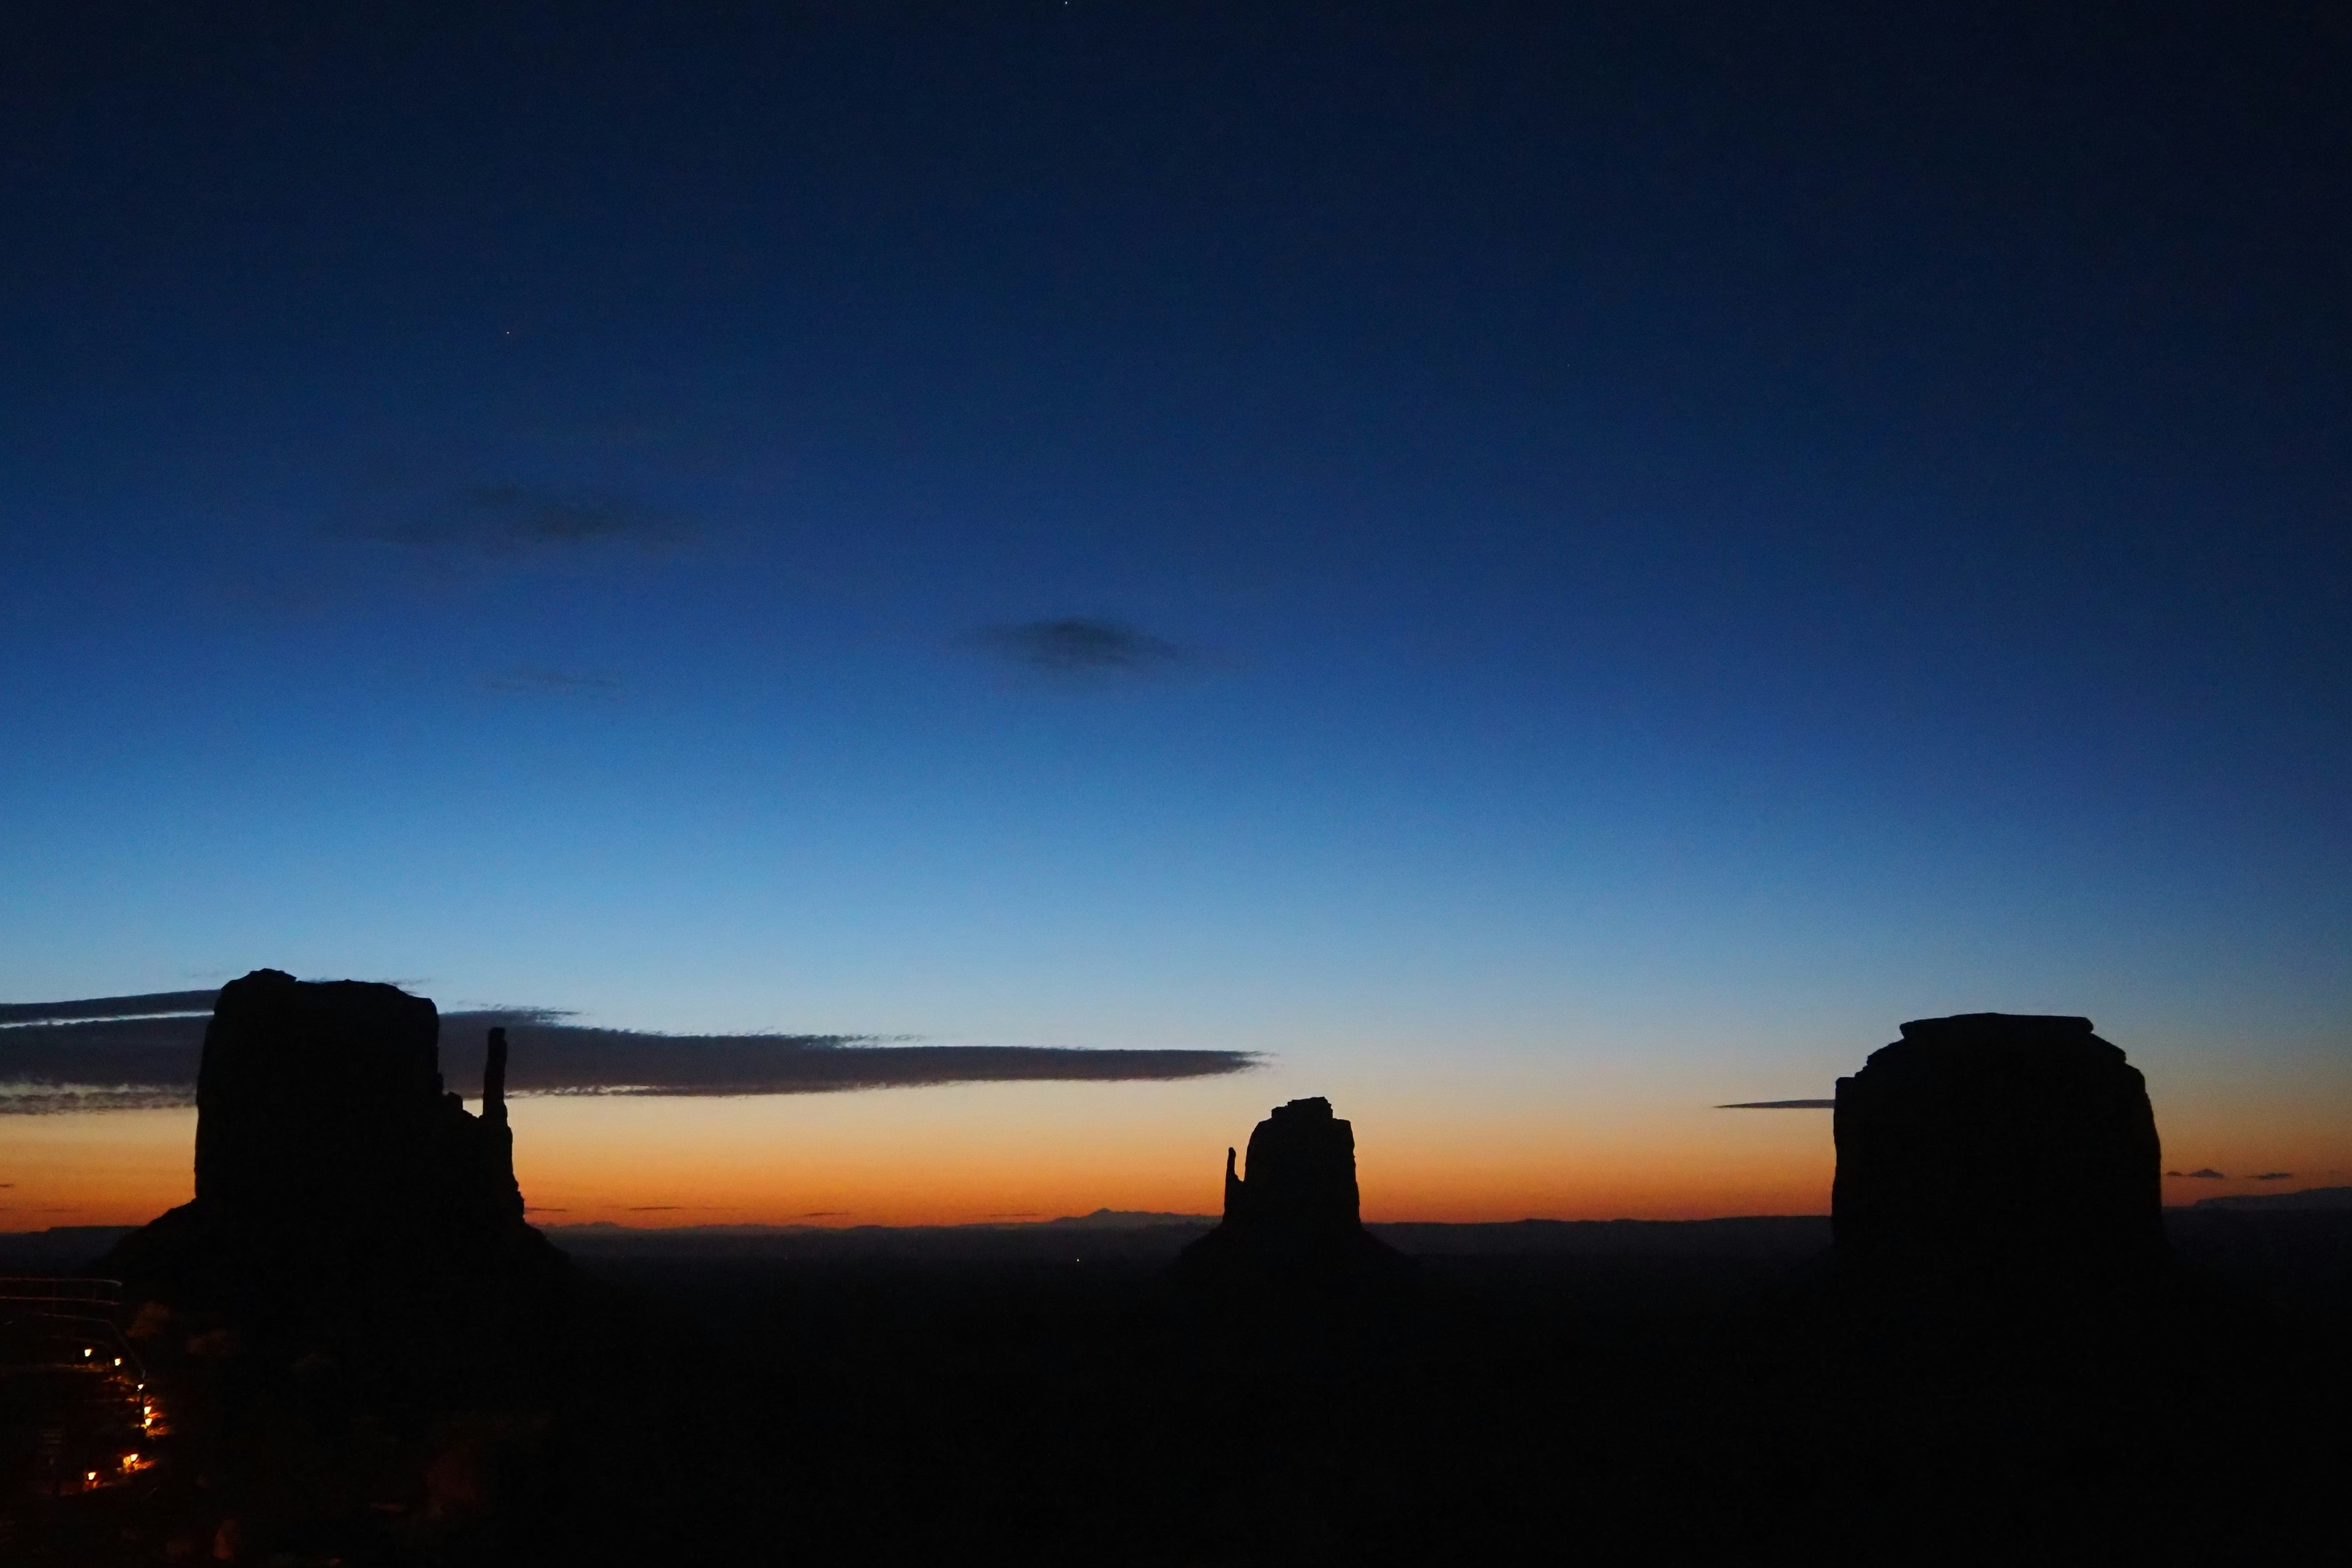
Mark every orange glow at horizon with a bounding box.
[0,1109,196,1228]
[3,1072,2344,1233]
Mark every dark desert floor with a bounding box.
[578,1210,2352,1565]
[6,1207,2348,1564]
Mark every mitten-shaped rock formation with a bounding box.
[104,970,542,1311]
[1833,1013,2163,1274]
[194,971,522,1233]
[1179,1097,1406,1293]
[192,969,524,1234]
[1222,1096,1362,1233]
[94,974,570,1557]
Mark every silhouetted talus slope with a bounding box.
[88,973,585,1558]
[1176,1098,1411,1298]
[1795,1019,2322,1556]
[1833,1012,2163,1277]
[1817,1011,2187,1399]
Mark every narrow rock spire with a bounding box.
[484,1025,509,1126]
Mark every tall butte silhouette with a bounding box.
[100,968,560,1337]
[1832,1012,2165,1284]
[1176,1096,1410,1295]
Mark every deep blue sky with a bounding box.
[4,3,2348,1204]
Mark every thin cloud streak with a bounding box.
[0,1001,1259,1112]
[964,618,1183,679]
[0,992,218,1027]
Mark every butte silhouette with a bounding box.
[1820,1007,2177,1392]
[99,968,562,1365]
[1176,1096,1411,1297]
[1832,1012,2164,1278]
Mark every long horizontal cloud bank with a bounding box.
[0,996,1257,1112]
[0,991,218,1025]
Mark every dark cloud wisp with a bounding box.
[965,618,1183,679]
[0,1003,1257,1112]
[1714,1099,1837,1109]
[363,484,687,556]
[2166,1168,2227,1179]
[0,992,217,1027]
[435,1016,1256,1099]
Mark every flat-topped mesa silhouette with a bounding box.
[1178,1097,1407,1292]
[1833,1012,2164,1276]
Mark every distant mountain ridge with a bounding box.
[16,1197,2348,1266]
[2192,1185,2352,1211]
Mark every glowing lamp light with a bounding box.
[81,1348,92,1358]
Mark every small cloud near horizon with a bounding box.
[965,617,1184,679]
[2252,1172,2295,1181]
[2167,1168,2227,1179]
[1715,1099,1836,1109]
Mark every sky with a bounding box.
[4,1,2348,1227]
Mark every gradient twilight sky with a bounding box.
[4,2,2349,1227]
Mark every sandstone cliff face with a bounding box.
[1833,1012,2163,1273]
